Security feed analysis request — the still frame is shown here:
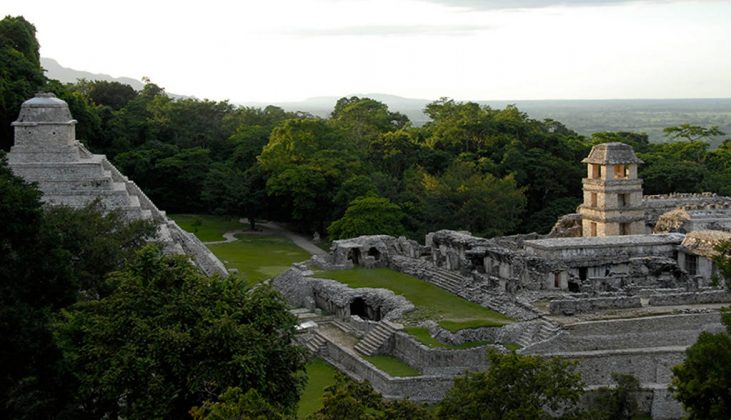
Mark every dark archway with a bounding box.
[568,281,580,293]
[350,297,369,319]
[367,247,381,261]
[348,248,361,265]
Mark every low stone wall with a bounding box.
[527,313,723,353]
[648,290,731,306]
[388,332,490,375]
[321,336,455,401]
[547,349,686,418]
[549,296,642,315]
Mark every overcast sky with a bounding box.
[5,0,731,103]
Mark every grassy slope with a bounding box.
[208,235,311,285]
[316,268,512,330]
[170,214,311,284]
[298,359,337,418]
[169,214,243,241]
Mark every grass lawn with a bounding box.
[298,359,337,419]
[404,327,489,349]
[364,355,420,377]
[169,214,243,241]
[208,235,311,285]
[316,268,512,331]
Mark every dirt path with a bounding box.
[202,219,327,257]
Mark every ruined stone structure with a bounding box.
[272,142,731,419]
[8,93,227,276]
[579,142,646,237]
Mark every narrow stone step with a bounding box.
[354,322,396,356]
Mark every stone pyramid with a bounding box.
[8,93,227,276]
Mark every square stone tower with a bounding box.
[579,142,646,237]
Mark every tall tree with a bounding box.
[437,350,584,419]
[259,118,362,232]
[54,246,307,419]
[0,16,46,151]
[663,124,725,143]
[327,195,406,240]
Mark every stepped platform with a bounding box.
[8,93,227,276]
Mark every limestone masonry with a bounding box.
[273,141,731,419]
[8,93,227,276]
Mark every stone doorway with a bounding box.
[348,248,361,265]
[350,297,368,319]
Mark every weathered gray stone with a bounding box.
[8,93,227,276]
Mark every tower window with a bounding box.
[591,192,598,207]
[590,222,597,237]
[614,165,627,179]
[591,164,601,179]
[618,193,630,208]
[620,223,630,235]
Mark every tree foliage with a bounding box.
[588,373,642,420]
[0,16,46,151]
[663,123,725,143]
[53,246,307,418]
[0,154,155,418]
[327,195,406,240]
[312,373,433,420]
[437,350,584,419]
[671,327,731,420]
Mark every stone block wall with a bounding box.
[549,296,642,315]
[388,333,489,375]
[321,338,456,401]
[647,290,731,306]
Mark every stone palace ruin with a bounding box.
[273,142,731,419]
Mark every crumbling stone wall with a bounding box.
[549,296,642,315]
[643,193,731,229]
[329,235,423,268]
[271,266,415,321]
[388,333,490,375]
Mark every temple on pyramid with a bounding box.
[8,93,227,276]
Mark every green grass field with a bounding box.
[297,359,337,419]
[169,214,243,241]
[208,235,311,285]
[170,214,311,284]
[404,327,488,349]
[364,355,420,377]
[316,268,512,331]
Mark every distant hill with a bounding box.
[41,57,145,90]
[40,58,731,145]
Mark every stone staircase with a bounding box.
[480,293,538,322]
[331,319,361,337]
[429,268,464,294]
[390,255,464,294]
[354,321,401,356]
[515,318,562,348]
[303,331,328,355]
